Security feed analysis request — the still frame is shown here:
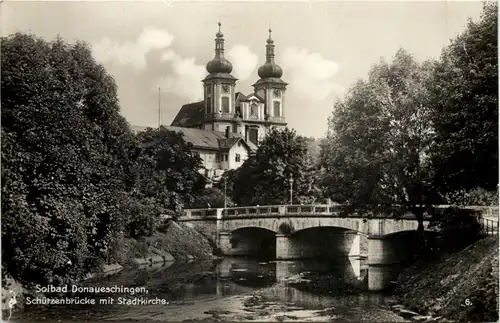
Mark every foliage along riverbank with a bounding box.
[393,236,499,322]
[1,32,219,315]
[1,220,215,312]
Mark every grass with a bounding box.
[110,221,215,266]
[147,221,214,261]
[394,236,499,322]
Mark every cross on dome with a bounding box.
[216,22,224,38]
[267,28,274,44]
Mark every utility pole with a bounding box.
[158,87,161,129]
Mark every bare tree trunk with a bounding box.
[412,207,425,249]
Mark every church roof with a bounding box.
[235,92,265,105]
[244,93,265,103]
[235,92,247,101]
[171,101,205,127]
[163,126,254,152]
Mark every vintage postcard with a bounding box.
[1,1,498,322]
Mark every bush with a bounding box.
[187,187,234,209]
[146,222,213,261]
[124,198,162,239]
[429,207,483,251]
[1,33,132,286]
[444,187,498,206]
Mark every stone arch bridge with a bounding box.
[177,204,497,290]
[178,204,440,291]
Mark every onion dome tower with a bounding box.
[206,22,233,75]
[253,29,288,122]
[257,29,283,79]
[203,22,237,125]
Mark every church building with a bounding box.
[168,23,288,180]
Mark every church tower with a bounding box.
[202,23,238,132]
[253,29,288,127]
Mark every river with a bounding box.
[14,257,408,322]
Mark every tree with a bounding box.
[320,49,437,236]
[214,169,238,204]
[430,3,498,194]
[131,127,206,216]
[231,128,319,206]
[1,33,133,285]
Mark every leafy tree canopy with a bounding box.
[1,33,207,287]
[430,2,498,193]
[230,128,319,206]
[320,49,437,231]
[1,33,133,285]
[131,126,207,215]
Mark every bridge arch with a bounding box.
[230,226,277,235]
[291,225,358,236]
[221,217,366,234]
[224,226,276,258]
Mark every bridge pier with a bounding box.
[218,232,232,255]
[367,235,402,291]
[275,233,315,259]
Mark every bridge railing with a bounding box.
[180,204,499,220]
[283,204,345,215]
[479,217,499,236]
[183,208,219,218]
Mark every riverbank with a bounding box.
[393,236,499,322]
[115,220,215,266]
[1,220,216,312]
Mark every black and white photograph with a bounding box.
[1,1,498,322]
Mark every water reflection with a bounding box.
[218,257,367,284]
[18,257,397,323]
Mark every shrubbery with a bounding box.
[443,187,498,207]
[1,33,207,288]
[187,187,234,209]
[429,207,483,251]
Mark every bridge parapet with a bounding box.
[181,204,419,219]
[180,204,498,220]
[183,208,220,219]
[220,204,346,217]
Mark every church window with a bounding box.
[232,123,237,133]
[249,128,258,145]
[207,86,212,94]
[274,101,280,117]
[250,103,258,116]
[222,97,230,113]
[235,105,241,116]
[235,154,241,162]
[207,100,212,113]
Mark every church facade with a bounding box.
[171,23,288,147]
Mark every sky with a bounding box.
[1,0,485,138]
